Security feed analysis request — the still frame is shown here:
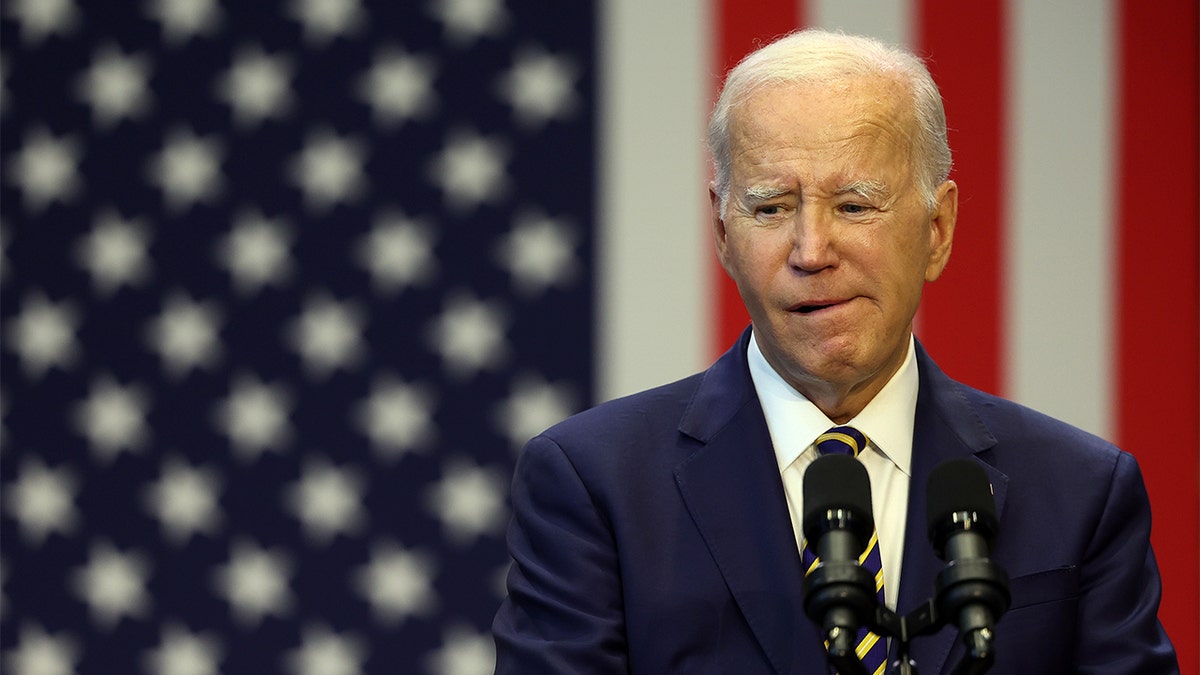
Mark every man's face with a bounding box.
[712,74,956,420]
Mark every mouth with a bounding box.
[790,299,845,314]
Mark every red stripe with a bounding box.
[913,1,1007,396]
[1115,0,1200,669]
[711,0,801,356]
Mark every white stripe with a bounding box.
[597,0,712,401]
[807,0,913,48]
[1007,0,1116,439]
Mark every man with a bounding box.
[493,29,1178,674]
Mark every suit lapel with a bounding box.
[900,344,1009,674]
[674,331,827,674]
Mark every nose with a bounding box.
[788,204,837,272]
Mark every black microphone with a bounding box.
[802,454,876,674]
[926,458,1011,670]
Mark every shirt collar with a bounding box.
[749,331,918,476]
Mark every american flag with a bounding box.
[2,1,1198,674]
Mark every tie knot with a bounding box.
[816,426,869,457]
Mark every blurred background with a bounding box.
[1,1,1195,673]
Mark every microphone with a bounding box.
[802,454,877,673]
[926,458,1011,668]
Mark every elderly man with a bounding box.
[493,29,1178,674]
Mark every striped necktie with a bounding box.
[801,426,888,675]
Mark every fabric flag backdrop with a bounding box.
[1,1,1195,674]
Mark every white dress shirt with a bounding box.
[748,331,918,611]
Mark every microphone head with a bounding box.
[925,458,999,557]
[802,454,874,545]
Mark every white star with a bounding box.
[147,128,224,212]
[285,294,365,378]
[426,293,509,378]
[356,47,436,127]
[6,128,82,212]
[495,211,579,295]
[141,623,223,675]
[430,0,508,45]
[353,376,437,458]
[75,44,152,128]
[147,0,222,45]
[70,541,152,629]
[497,49,579,127]
[3,458,79,545]
[353,541,437,623]
[5,0,79,44]
[146,292,223,378]
[284,458,365,544]
[2,624,80,675]
[425,625,495,675]
[214,374,293,461]
[72,376,151,462]
[216,210,294,294]
[142,455,223,544]
[493,374,578,452]
[215,45,294,127]
[427,130,509,211]
[212,539,295,626]
[355,212,437,293]
[288,129,366,212]
[74,209,152,296]
[424,459,507,544]
[3,291,80,379]
[284,625,365,675]
[288,0,364,45]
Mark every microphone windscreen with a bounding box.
[802,453,873,540]
[925,458,998,543]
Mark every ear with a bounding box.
[710,184,732,271]
[924,179,958,282]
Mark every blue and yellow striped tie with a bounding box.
[802,426,887,675]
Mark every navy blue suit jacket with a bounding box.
[494,331,1177,673]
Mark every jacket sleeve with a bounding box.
[492,434,629,674]
[1075,450,1178,673]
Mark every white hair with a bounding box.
[707,29,952,215]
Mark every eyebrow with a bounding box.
[835,179,890,201]
[742,184,792,203]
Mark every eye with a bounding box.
[757,204,784,216]
[838,202,873,216]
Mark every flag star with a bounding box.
[288,0,364,45]
[3,459,79,545]
[2,624,80,675]
[497,49,579,127]
[70,541,152,629]
[425,625,495,675]
[283,458,365,544]
[147,128,224,212]
[493,375,577,452]
[285,294,366,378]
[215,45,294,127]
[216,210,294,294]
[428,130,509,211]
[72,376,151,461]
[424,459,507,544]
[212,539,295,626]
[5,0,79,44]
[287,130,367,212]
[148,0,222,45]
[74,44,152,128]
[74,210,152,296]
[353,376,437,458]
[141,623,223,675]
[495,211,580,295]
[284,625,366,675]
[214,374,293,461]
[4,291,81,379]
[426,293,509,378]
[6,128,82,212]
[142,455,223,544]
[355,211,437,293]
[430,0,508,45]
[353,541,438,623]
[356,47,436,127]
[146,292,224,378]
